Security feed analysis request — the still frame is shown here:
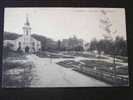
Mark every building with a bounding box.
[61,35,83,50]
[4,15,41,53]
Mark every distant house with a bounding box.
[4,16,41,53]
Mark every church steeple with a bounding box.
[25,14,30,26]
[23,14,31,36]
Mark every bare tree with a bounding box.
[99,10,118,85]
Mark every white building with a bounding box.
[4,16,41,53]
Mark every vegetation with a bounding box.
[3,42,25,59]
[32,34,58,51]
[2,60,34,88]
[4,32,21,40]
[2,38,34,87]
[89,36,127,57]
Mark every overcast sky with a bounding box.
[4,8,127,42]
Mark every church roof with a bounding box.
[15,35,41,43]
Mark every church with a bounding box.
[4,15,41,53]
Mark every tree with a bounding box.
[4,32,21,40]
[89,38,98,51]
[4,42,14,51]
[99,10,119,85]
[32,34,57,51]
[114,36,127,56]
[74,45,83,51]
[3,42,14,58]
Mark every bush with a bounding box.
[3,47,25,60]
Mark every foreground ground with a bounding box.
[27,54,110,87]
[3,51,128,87]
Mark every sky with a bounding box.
[4,8,127,42]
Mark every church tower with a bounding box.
[12,14,41,53]
[22,15,31,36]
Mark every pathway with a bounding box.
[26,54,111,87]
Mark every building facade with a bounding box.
[4,16,41,53]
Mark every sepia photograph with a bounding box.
[2,8,129,87]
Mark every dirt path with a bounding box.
[26,54,111,87]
